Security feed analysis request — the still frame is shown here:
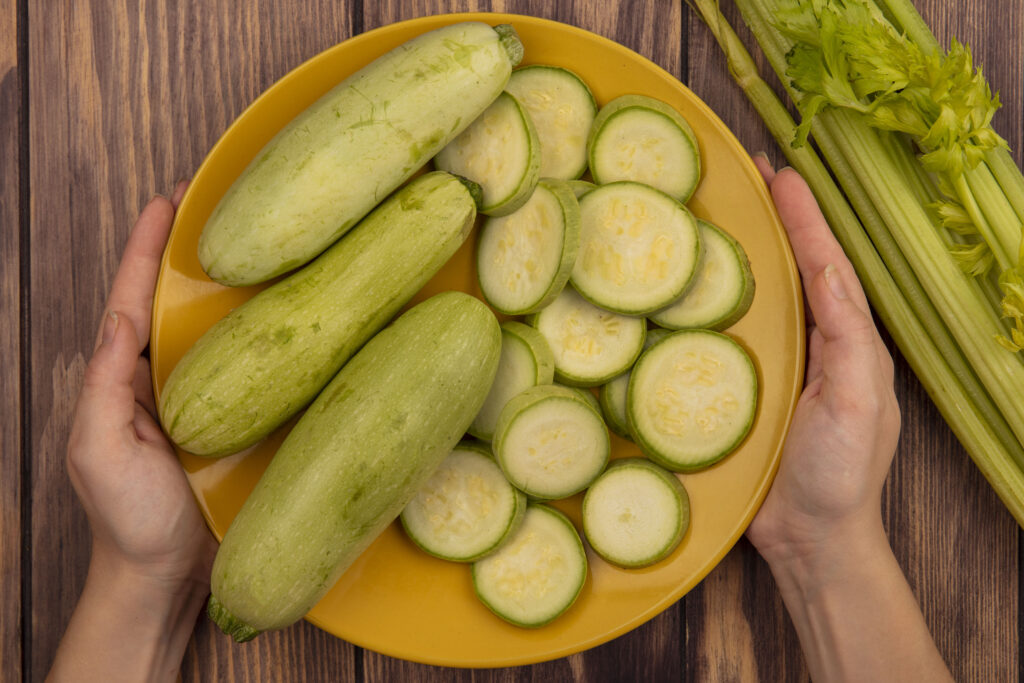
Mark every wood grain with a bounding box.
[1,0,21,680]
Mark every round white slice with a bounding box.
[532,285,646,387]
[494,384,609,500]
[571,182,701,315]
[506,65,597,180]
[651,220,755,331]
[476,178,580,315]
[401,442,527,562]
[469,321,555,441]
[582,458,690,568]
[473,504,587,628]
[588,94,701,202]
[434,91,540,216]
[628,330,757,471]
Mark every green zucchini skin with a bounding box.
[209,292,502,640]
[198,21,522,286]
[159,172,477,458]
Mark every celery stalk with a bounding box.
[691,0,1024,524]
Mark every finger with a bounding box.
[807,265,888,405]
[769,168,871,317]
[134,402,172,447]
[752,152,776,185]
[133,356,158,420]
[97,195,176,351]
[78,311,144,435]
[171,179,190,208]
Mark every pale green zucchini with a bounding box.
[159,172,478,458]
[208,292,501,642]
[198,22,522,286]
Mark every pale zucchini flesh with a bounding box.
[628,330,757,472]
[472,504,587,628]
[582,458,689,568]
[476,178,581,316]
[493,384,610,500]
[599,328,672,439]
[160,172,478,458]
[434,90,541,216]
[650,220,755,331]
[532,285,647,387]
[400,441,527,562]
[199,22,521,286]
[571,181,701,316]
[469,321,555,441]
[587,93,701,203]
[506,65,597,180]
[208,292,501,640]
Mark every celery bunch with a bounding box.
[691,0,1024,525]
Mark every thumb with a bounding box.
[77,310,144,431]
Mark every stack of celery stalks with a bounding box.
[691,0,1024,525]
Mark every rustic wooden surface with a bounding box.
[6,0,1020,680]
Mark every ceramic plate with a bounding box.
[151,12,805,667]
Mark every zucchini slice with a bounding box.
[476,178,580,315]
[598,328,672,439]
[571,182,702,315]
[434,91,541,216]
[628,330,757,471]
[493,384,609,500]
[400,441,527,562]
[587,93,701,203]
[506,65,597,180]
[650,220,755,331]
[567,179,597,199]
[531,285,646,387]
[582,458,690,568]
[472,504,587,628]
[469,321,555,441]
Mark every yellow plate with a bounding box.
[151,12,805,667]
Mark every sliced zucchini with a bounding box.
[434,91,540,216]
[506,65,597,180]
[628,330,757,471]
[582,458,690,568]
[567,179,597,199]
[400,441,527,562]
[472,504,587,628]
[564,385,601,415]
[531,285,646,387]
[571,182,701,316]
[588,94,701,203]
[493,384,609,500]
[476,178,580,315]
[598,328,672,439]
[651,220,755,331]
[469,321,556,441]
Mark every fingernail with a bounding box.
[753,150,770,160]
[824,264,848,300]
[102,310,119,346]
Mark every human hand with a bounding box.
[51,181,215,682]
[745,158,901,566]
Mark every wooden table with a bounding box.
[4,1,1020,680]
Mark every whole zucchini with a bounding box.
[159,171,478,458]
[199,21,523,286]
[207,291,502,641]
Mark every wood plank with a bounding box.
[687,1,1021,681]
[0,0,21,680]
[27,1,358,679]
